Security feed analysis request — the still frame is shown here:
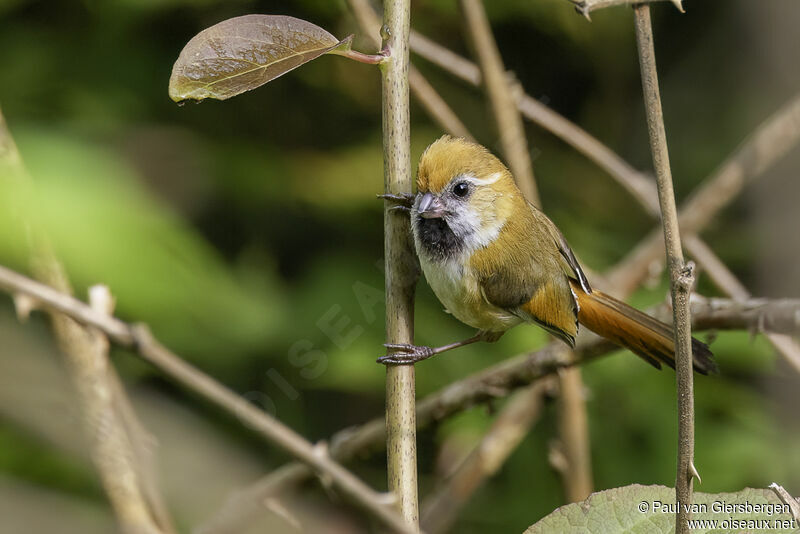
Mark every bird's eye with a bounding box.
[453,181,470,198]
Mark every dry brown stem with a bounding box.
[3,260,796,533]
[0,264,415,534]
[633,6,696,531]
[420,379,553,534]
[348,0,473,141]
[459,0,540,205]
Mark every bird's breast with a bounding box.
[415,241,522,334]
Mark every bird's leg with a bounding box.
[378,331,496,365]
[378,192,415,213]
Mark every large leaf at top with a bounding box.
[169,15,350,102]
[525,485,798,533]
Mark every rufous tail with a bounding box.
[570,280,717,375]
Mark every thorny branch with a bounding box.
[633,6,696,532]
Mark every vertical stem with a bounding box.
[380,0,419,528]
[557,367,593,503]
[632,6,695,534]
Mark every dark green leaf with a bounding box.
[169,15,350,102]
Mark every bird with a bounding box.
[378,135,717,374]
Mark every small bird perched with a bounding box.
[380,136,717,374]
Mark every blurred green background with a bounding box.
[1,0,799,532]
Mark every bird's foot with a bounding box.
[377,193,414,213]
[378,343,435,365]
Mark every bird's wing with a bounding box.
[473,204,583,346]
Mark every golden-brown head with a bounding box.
[412,136,522,261]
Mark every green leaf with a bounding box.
[169,14,350,102]
[524,485,799,533]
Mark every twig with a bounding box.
[633,6,695,532]
[408,67,475,141]
[688,296,800,335]
[194,463,310,534]
[0,264,414,534]
[684,236,748,301]
[2,261,795,533]
[769,483,800,522]
[380,0,420,529]
[459,0,540,205]
[69,284,167,534]
[420,379,553,534]
[685,236,800,373]
[196,292,800,534]
[554,367,594,503]
[6,258,800,532]
[348,0,474,141]
[606,90,800,297]
[568,0,682,21]
[0,108,174,534]
[405,28,660,214]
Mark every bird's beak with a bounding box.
[417,192,445,219]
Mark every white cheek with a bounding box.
[449,206,505,251]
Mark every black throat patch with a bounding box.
[415,215,464,260]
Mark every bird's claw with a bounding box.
[378,343,435,365]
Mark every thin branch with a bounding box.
[763,335,800,375]
[633,6,695,532]
[554,367,594,503]
[0,264,414,534]
[197,291,800,534]
[380,0,420,529]
[2,260,796,533]
[515,94,659,215]
[420,379,553,534]
[459,0,540,205]
[685,236,749,301]
[606,90,800,297]
[66,283,167,534]
[348,0,474,141]
[194,463,310,534]
[1,107,174,534]
[685,236,800,373]
[770,483,800,521]
[405,28,660,214]
[568,0,682,21]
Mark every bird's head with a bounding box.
[412,136,519,259]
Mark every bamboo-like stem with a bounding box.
[633,6,695,532]
[459,0,540,206]
[348,0,473,140]
[379,0,420,529]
